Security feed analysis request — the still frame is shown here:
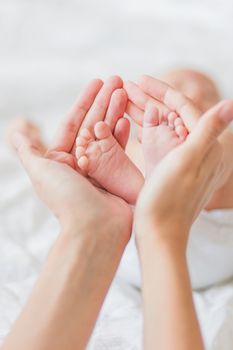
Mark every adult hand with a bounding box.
[125,75,233,208]
[11,76,133,243]
[135,100,233,249]
[51,76,130,156]
[6,78,133,350]
[6,133,132,350]
[135,100,233,350]
[124,75,201,130]
[13,132,132,241]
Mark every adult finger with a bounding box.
[11,132,43,179]
[80,75,123,131]
[50,79,104,153]
[7,118,47,155]
[113,117,130,149]
[126,101,144,126]
[187,100,233,156]
[183,101,233,214]
[124,81,170,124]
[105,88,128,131]
[138,75,201,131]
[46,150,76,169]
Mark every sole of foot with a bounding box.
[75,121,144,204]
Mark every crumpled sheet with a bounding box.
[1,0,233,349]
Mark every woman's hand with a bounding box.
[13,132,132,241]
[5,77,133,350]
[125,75,233,209]
[6,131,132,350]
[50,76,129,155]
[124,74,201,130]
[134,98,233,350]
[11,76,132,243]
[135,100,233,250]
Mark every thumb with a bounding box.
[187,100,233,154]
[12,132,43,178]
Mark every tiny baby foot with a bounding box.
[76,121,144,204]
[142,103,189,177]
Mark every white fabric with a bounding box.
[118,210,233,290]
[189,210,233,289]
[1,0,233,349]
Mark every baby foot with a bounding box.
[75,121,144,204]
[142,103,189,177]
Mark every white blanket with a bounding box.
[118,210,233,290]
[1,0,233,348]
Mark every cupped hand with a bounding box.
[124,75,201,130]
[135,100,233,250]
[12,131,132,245]
[125,75,233,206]
[50,76,130,157]
[11,76,133,244]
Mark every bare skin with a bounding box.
[8,71,233,210]
[7,118,47,155]
[161,69,233,209]
[136,99,233,350]
[74,74,205,203]
[6,99,233,350]
[161,69,220,113]
[3,79,133,350]
[5,74,233,350]
[50,76,130,154]
[142,102,188,176]
[75,121,143,204]
[125,72,233,210]
[8,78,144,205]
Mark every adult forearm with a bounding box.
[138,233,204,350]
[2,228,126,350]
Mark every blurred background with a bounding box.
[1,0,233,347]
[1,0,233,140]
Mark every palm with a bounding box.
[32,150,132,237]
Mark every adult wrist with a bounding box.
[59,216,129,259]
[136,223,188,257]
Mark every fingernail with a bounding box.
[219,101,233,123]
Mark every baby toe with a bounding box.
[168,112,177,129]
[175,125,188,141]
[144,103,159,127]
[161,114,168,125]
[76,146,86,159]
[76,136,87,147]
[174,117,184,127]
[77,155,89,172]
[79,128,93,141]
[94,121,111,140]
